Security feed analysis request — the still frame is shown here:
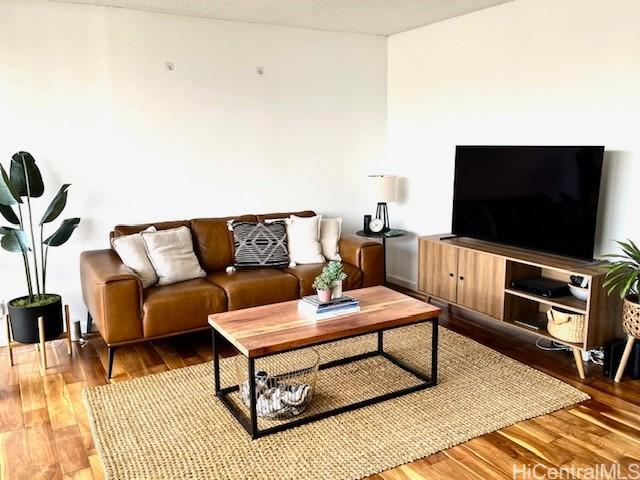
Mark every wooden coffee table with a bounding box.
[208,286,441,439]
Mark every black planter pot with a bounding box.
[8,295,63,344]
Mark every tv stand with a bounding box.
[418,234,623,379]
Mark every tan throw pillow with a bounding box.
[286,215,325,264]
[320,218,342,261]
[142,226,206,286]
[112,226,158,288]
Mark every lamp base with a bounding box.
[375,202,390,232]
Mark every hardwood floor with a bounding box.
[2,302,640,479]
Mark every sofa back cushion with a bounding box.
[190,215,256,272]
[111,220,191,240]
[255,210,316,222]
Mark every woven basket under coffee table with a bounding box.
[208,286,440,439]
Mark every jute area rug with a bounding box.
[84,324,588,480]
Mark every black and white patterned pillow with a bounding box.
[229,220,289,268]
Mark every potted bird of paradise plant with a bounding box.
[0,151,80,343]
[603,239,640,331]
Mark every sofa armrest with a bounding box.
[80,249,143,345]
[339,234,384,287]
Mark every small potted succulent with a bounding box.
[603,239,640,329]
[0,152,80,344]
[312,272,334,302]
[324,261,348,299]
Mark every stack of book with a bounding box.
[298,295,360,319]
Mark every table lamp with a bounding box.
[369,175,397,232]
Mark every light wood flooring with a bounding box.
[2,301,640,479]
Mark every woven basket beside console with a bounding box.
[622,298,640,338]
[547,307,585,343]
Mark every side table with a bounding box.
[356,229,408,285]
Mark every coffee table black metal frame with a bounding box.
[211,317,439,439]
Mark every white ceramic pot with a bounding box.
[332,280,343,299]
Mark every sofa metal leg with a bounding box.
[107,346,117,379]
[86,312,93,335]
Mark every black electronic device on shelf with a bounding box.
[511,277,571,298]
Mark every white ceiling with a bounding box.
[50,0,515,36]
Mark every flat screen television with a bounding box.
[452,146,604,260]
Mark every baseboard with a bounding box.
[386,274,416,291]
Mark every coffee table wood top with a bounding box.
[208,286,441,358]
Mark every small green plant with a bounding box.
[602,239,640,304]
[323,261,348,283]
[0,151,80,305]
[312,272,333,291]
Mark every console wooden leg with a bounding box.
[572,347,585,380]
[3,313,13,367]
[615,335,635,383]
[64,305,72,356]
[38,316,47,371]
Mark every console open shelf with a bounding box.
[504,314,583,349]
[505,288,587,314]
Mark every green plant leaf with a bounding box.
[617,243,640,265]
[621,271,640,299]
[0,164,22,206]
[615,240,640,263]
[0,227,29,253]
[603,268,633,286]
[39,184,70,225]
[0,204,19,224]
[43,217,80,247]
[10,151,44,198]
[601,253,634,260]
[605,263,633,283]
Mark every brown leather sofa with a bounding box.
[80,210,384,378]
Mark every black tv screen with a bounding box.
[452,146,604,260]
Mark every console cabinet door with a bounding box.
[420,241,458,303]
[457,249,506,319]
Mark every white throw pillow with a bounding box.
[320,218,342,261]
[141,226,206,286]
[112,226,158,288]
[286,215,325,264]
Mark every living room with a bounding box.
[1,0,640,479]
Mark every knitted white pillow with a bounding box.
[112,226,158,288]
[286,215,325,265]
[142,226,206,286]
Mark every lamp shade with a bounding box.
[369,175,398,203]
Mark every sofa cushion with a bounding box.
[142,279,226,338]
[191,215,256,272]
[207,269,299,310]
[285,263,363,297]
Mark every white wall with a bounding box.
[0,0,387,340]
[386,0,640,288]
